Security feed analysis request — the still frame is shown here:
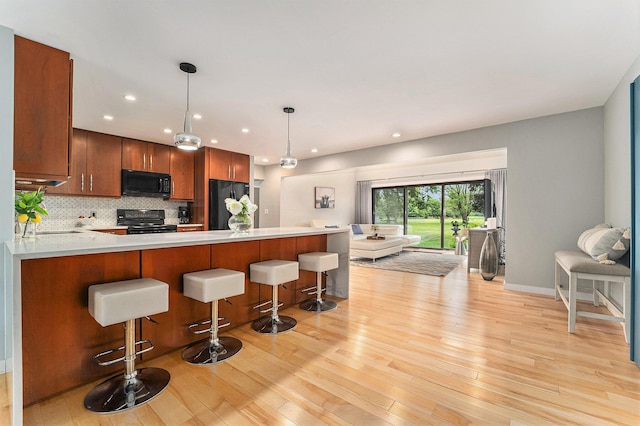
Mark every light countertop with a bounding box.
[6,226,349,260]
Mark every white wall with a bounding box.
[262,108,605,292]
[280,170,356,227]
[0,25,14,372]
[604,53,640,227]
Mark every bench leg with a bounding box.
[623,278,631,344]
[554,261,560,301]
[593,280,599,307]
[569,273,577,334]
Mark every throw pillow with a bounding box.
[351,224,363,235]
[577,226,630,264]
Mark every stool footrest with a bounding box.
[258,301,283,314]
[300,286,317,294]
[93,340,155,366]
[188,317,231,334]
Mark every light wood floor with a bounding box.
[19,261,640,425]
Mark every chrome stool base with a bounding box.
[84,367,170,413]
[300,299,337,312]
[182,336,243,364]
[251,315,297,334]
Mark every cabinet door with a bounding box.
[148,143,170,173]
[121,138,148,171]
[170,147,195,200]
[46,129,87,195]
[208,147,233,180]
[21,252,140,406]
[231,152,250,183]
[14,36,71,180]
[86,131,122,197]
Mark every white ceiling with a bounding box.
[2,1,639,165]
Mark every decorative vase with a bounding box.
[19,221,37,238]
[479,230,498,281]
[228,214,252,233]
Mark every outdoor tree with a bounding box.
[374,188,404,223]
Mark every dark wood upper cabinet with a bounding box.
[48,129,121,197]
[169,147,195,200]
[14,36,72,182]
[122,138,170,173]
[209,147,250,182]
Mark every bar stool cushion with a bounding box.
[250,260,299,286]
[298,252,339,272]
[183,268,245,303]
[89,278,169,327]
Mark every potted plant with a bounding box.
[15,187,48,237]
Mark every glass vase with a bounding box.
[479,230,498,281]
[19,220,37,238]
[228,214,252,233]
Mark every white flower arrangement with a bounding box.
[225,194,258,219]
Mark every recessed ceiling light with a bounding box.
[124,94,136,101]
[241,128,250,133]
[311,148,318,153]
[163,128,172,134]
[262,158,269,162]
[392,132,401,138]
[103,115,114,120]
[193,114,202,120]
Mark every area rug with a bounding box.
[350,250,465,276]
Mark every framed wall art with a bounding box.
[315,186,335,209]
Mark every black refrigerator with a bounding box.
[209,179,250,230]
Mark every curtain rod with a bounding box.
[367,168,501,184]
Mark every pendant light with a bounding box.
[174,62,201,151]
[280,107,298,169]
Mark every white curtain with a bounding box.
[485,169,507,264]
[355,180,372,224]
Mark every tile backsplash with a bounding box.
[37,195,188,231]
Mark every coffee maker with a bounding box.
[178,206,190,224]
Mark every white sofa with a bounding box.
[353,224,421,248]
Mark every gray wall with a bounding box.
[261,107,605,291]
[0,25,14,371]
[604,53,640,227]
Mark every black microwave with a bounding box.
[121,170,171,198]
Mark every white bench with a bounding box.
[554,249,631,343]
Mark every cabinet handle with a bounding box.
[233,166,236,180]
[90,174,93,192]
[228,164,231,179]
[81,173,84,192]
[150,154,153,170]
[143,153,146,170]
[172,181,175,195]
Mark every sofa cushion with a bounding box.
[577,225,630,264]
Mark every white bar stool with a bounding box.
[182,268,245,364]
[298,252,339,312]
[250,259,299,334]
[84,278,170,413]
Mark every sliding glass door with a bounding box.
[373,180,485,250]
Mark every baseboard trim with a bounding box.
[503,281,594,301]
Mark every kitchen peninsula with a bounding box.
[5,226,349,413]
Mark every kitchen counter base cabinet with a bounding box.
[140,246,212,359]
[21,252,141,406]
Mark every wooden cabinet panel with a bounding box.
[140,246,211,359]
[258,238,298,307]
[208,147,233,180]
[231,152,250,183]
[122,138,170,173]
[208,148,250,183]
[170,147,195,200]
[21,252,140,406]
[86,131,122,196]
[211,241,261,326]
[178,225,203,232]
[14,36,71,181]
[295,235,328,303]
[47,129,121,197]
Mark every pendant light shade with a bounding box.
[174,62,201,151]
[280,107,297,169]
